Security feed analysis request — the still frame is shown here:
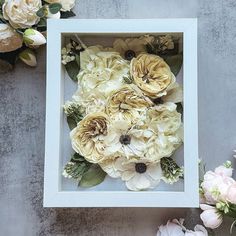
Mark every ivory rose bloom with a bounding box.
[45,0,75,11]
[73,88,107,114]
[144,103,183,162]
[130,53,175,98]
[78,46,130,96]
[106,85,153,123]
[200,204,223,229]
[70,112,109,163]
[0,24,22,52]
[226,183,236,204]
[3,0,41,29]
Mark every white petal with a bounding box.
[147,164,162,180]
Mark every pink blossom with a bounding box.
[156,219,184,236]
[200,204,223,229]
[201,171,235,204]
[215,165,233,177]
[227,183,236,204]
[185,225,208,235]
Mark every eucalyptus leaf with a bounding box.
[36,7,46,18]
[48,3,62,14]
[164,53,183,76]
[65,60,79,82]
[60,10,76,18]
[80,164,106,187]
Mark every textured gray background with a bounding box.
[1,0,236,235]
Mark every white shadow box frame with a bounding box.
[44,19,198,207]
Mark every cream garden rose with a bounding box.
[70,112,110,163]
[3,0,41,29]
[130,53,176,98]
[106,85,153,123]
[45,0,75,11]
[0,23,22,52]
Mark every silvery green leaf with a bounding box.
[164,53,183,76]
[36,7,46,18]
[65,60,79,82]
[66,116,77,130]
[48,3,62,14]
[60,11,76,19]
[80,165,106,187]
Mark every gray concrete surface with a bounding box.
[1,0,236,235]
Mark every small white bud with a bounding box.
[19,49,37,67]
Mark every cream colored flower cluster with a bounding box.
[67,37,183,191]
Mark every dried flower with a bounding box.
[70,112,109,163]
[130,53,175,98]
[160,157,184,184]
[113,156,162,191]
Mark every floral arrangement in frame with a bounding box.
[44,19,198,207]
[0,0,76,72]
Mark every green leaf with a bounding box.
[66,116,77,130]
[37,18,47,28]
[80,164,106,187]
[36,7,46,18]
[60,10,76,19]
[164,53,183,76]
[65,60,79,82]
[71,153,86,162]
[48,3,62,14]
[75,54,80,67]
[176,102,183,114]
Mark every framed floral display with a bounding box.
[44,19,198,207]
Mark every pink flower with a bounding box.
[201,171,235,204]
[215,163,233,177]
[227,183,236,204]
[156,219,185,236]
[185,225,208,236]
[200,204,223,229]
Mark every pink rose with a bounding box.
[215,165,233,177]
[201,171,235,204]
[156,220,184,236]
[185,225,208,236]
[227,183,236,204]
[200,204,223,229]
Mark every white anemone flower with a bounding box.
[114,157,162,191]
[104,120,149,158]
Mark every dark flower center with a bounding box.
[142,74,151,83]
[135,163,147,173]
[119,135,131,145]
[125,50,136,60]
[153,97,163,104]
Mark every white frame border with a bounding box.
[44,19,198,207]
